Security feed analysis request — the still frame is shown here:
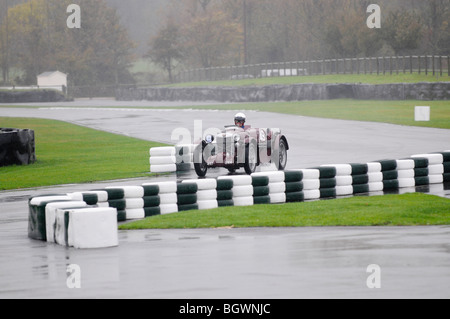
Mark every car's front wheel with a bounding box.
[194,145,208,177]
[244,142,258,175]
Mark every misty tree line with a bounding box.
[1,0,449,85]
[150,0,449,82]
[0,0,135,86]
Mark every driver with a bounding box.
[234,112,246,129]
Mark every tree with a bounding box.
[382,10,423,55]
[4,0,135,85]
[147,22,183,83]
[183,9,242,68]
[423,0,450,54]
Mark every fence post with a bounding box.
[389,56,392,75]
[425,56,428,75]
[403,56,406,74]
[418,56,421,74]
[432,55,435,76]
[448,56,449,77]
[410,56,413,74]
[439,55,442,76]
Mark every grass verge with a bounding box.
[0,117,167,190]
[166,73,449,87]
[171,99,450,129]
[119,193,450,229]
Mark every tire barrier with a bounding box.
[28,149,449,248]
[116,82,450,103]
[182,179,218,210]
[283,170,304,203]
[253,171,286,204]
[143,181,178,215]
[28,195,118,249]
[177,182,199,212]
[149,147,176,173]
[216,178,234,207]
[251,175,271,205]
[443,151,450,183]
[0,128,36,167]
[411,153,444,185]
[218,175,254,207]
[149,145,195,173]
[296,169,320,200]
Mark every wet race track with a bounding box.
[1,100,450,299]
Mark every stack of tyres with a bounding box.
[100,188,125,221]
[28,194,75,241]
[350,163,370,194]
[411,157,430,186]
[441,151,450,182]
[105,186,146,220]
[251,174,270,205]
[219,175,253,207]
[412,153,444,185]
[312,166,337,199]
[54,207,118,249]
[182,179,218,210]
[175,144,194,172]
[142,184,161,217]
[149,147,177,173]
[28,194,119,249]
[299,169,321,200]
[0,128,35,167]
[377,159,399,192]
[253,171,285,204]
[45,201,89,243]
[322,164,353,196]
[283,170,304,203]
[144,181,178,214]
[395,159,416,190]
[177,182,198,212]
[216,178,234,207]
[367,162,384,193]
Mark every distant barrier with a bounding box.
[174,55,450,83]
[116,82,450,102]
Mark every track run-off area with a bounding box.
[1,100,449,299]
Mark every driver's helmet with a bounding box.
[234,113,246,128]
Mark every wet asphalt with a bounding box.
[0,100,449,299]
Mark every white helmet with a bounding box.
[234,112,246,124]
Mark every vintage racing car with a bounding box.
[193,125,289,177]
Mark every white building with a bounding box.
[37,71,67,91]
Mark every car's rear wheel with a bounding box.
[278,139,288,170]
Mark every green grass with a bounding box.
[0,118,167,190]
[167,73,449,88]
[119,193,450,229]
[165,99,450,130]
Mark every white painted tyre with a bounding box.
[233,196,254,207]
[150,164,177,173]
[150,147,176,157]
[150,156,176,165]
